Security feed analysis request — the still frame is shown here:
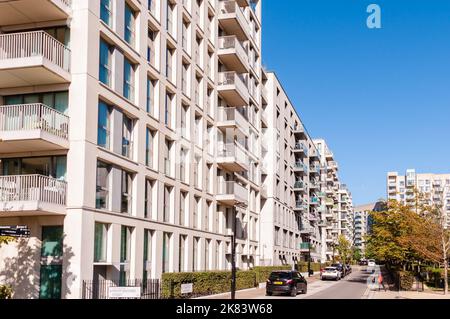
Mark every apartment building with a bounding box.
[387,169,450,226]
[353,202,383,255]
[0,0,266,299]
[259,72,323,266]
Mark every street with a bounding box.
[259,266,372,299]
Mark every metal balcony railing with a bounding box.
[0,175,67,206]
[0,103,69,139]
[0,31,70,71]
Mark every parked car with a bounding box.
[359,260,368,266]
[331,263,345,277]
[266,271,308,297]
[320,267,341,281]
[367,259,376,267]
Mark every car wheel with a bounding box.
[303,286,307,294]
[290,287,297,297]
[266,291,272,296]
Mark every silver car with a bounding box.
[320,267,341,281]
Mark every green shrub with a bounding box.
[252,266,291,283]
[0,285,12,299]
[161,270,256,298]
[297,262,324,272]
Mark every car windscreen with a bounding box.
[269,272,292,280]
[325,267,336,271]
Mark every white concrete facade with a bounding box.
[0,0,355,299]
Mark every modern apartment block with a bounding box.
[314,139,354,261]
[353,201,383,255]
[0,0,355,299]
[387,169,450,226]
[258,72,323,266]
[0,0,266,299]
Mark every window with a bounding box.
[124,3,135,46]
[98,102,111,149]
[143,229,153,280]
[39,265,62,299]
[144,179,155,219]
[100,0,112,26]
[145,128,155,167]
[146,78,156,114]
[122,114,133,158]
[96,161,110,209]
[163,185,172,223]
[193,237,199,271]
[99,39,112,86]
[121,170,133,214]
[164,93,173,127]
[180,147,188,182]
[180,104,189,138]
[162,232,171,273]
[180,191,187,226]
[205,239,210,270]
[120,226,132,263]
[193,196,200,229]
[94,223,108,262]
[123,58,135,101]
[41,226,63,258]
[179,235,187,272]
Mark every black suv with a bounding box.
[266,271,307,297]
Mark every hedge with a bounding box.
[297,262,325,272]
[161,270,256,298]
[0,285,12,299]
[252,266,292,283]
[396,271,414,291]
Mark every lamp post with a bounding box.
[230,206,237,300]
[308,238,312,277]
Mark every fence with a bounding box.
[82,279,162,299]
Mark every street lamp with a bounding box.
[308,238,312,277]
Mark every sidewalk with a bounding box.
[198,272,321,299]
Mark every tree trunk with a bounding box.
[443,237,448,295]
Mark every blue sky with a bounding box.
[262,0,450,205]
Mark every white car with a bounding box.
[320,267,341,281]
[367,259,376,267]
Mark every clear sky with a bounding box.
[261,0,450,205]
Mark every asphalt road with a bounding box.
[260,267,373,299]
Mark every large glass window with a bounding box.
[98,101,111,149]
[121,170,133,214]
[41,226,63,257]
[4,91,68,114]
[1,156,66,180]
[143,229,153,280]
[99,39,112,86]
[124,3,135,46]
[123,58,135,101]
[100,0,112,26]
[96,161,110,210]
[146,78,155,114]
[162,232,171,273]
[179,235,186,272]
[122,114,133,158]
[145,128,154,167]
[120,226,132,263]
[94,223,108,262]
[144,179,155,219]
[39,265,62,299]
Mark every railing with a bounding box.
[218,36,248,61]
[311,197,319,203]
[217,181,247,202]
[0,175,67,206]
[294,162,306,171]
[217,107,248,131]
[294,181,304,189]
[0,31,70,71]
[0,104,69,139]
[217,143,248,167]
[218,71,248,96]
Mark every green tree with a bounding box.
[352,247,362,262]
[0,236,14,247]
[0,236,15,299]
[336,235,352,265]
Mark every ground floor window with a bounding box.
[39,265,62,299]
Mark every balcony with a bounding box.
[217,107,249,136]
[325,198,334,206]
[293,142,308,155]
[218,36,249,73]
[293,181,304,190]
[310,197,319,205]
[217,143,249,172]
[293,161,307,173]
[0,0,71,26]
[0,175,67,216]
[218,72,249,107]
[310,165,320,175]
[299,242,310,252]
[294,200,307,211]
[0,31,71,88]
[325,150,334,159]
[218,1,250,41]
[0,104,69,153]
[309,180,320,189]
[216,181,248,206]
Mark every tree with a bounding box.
[0,236,14,247]
[352,247,362,262]
[336,235,352,265]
